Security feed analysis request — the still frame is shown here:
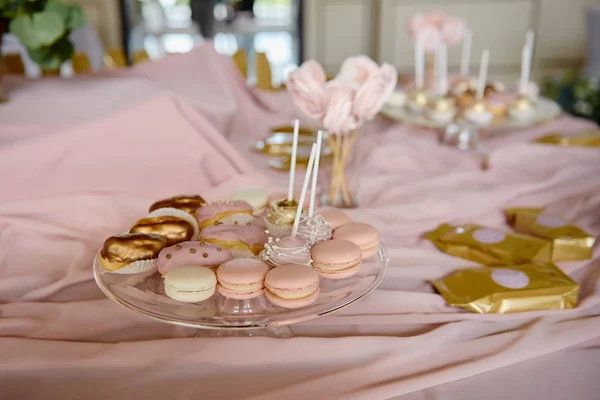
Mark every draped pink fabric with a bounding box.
[0,43,599,399]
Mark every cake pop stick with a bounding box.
[287,119,300,202]
[291,144,317,237]
[475,49,489,101]
[525,30,534,55]
[308,131,323,218]
[460,28,472,77]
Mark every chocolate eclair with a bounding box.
[130,216,194,246]
[148,195,206,214]
[99,233,167,273]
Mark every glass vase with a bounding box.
[321,130,359,208]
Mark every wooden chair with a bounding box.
[231,49,248,79]
[255,52,275,91]
[3,53,25,75]
[72,52,92,74]
[103,49,127,69]
[132,49,150,65]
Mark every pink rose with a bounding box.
[287,60,327,118]
[418,26,442,53]
[442,16,465,46]
[409,11,447,38]
[322,83,360,134]
[337,55,380,88]
[353,64,398,121]
[426,11,448,29]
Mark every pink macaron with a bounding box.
[318,208,351,230]
[332,222,379,258]
[311,239,362,279]
[157,241,233,274]
[216,258,270,299]
[264,264,320,309]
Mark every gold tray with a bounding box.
[252,126,331,157]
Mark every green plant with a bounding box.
[0,0,85,70]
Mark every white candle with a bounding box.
[308,131,323,218]
[415,35,424,89]
[287,119,300,201]
[519,44,531,95]
[460,28,472,77]
[438,43,448,95]
[525,30,534,53]
[291,144,317,237]
[476,49,489,100]
[525,29,534,84]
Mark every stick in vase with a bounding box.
[287,119,300,202]
[291,144,317,237]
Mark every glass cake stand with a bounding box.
[93,245,389,338]
[380,97,561,130]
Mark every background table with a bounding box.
[0,44,599,400]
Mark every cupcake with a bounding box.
[195,201,254,230]
[99,233,167,274]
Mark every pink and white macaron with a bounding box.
[333,222,380,258]
[311,239,363,279]
[216,258,270,299]
[157,241,233,274]
[264,264,320,309]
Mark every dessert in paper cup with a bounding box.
[147,207,200,239]
[99,233,167,274]
[195,201,254,230]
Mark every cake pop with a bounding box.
[264,119,302,235]
[294,131,332,245]
[261,144,318,267]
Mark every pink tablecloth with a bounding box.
[1,44,600,400]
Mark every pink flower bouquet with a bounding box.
[287,56,397,207]
[408,11,466,52]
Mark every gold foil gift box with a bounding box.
[505,208,595,261]
[535,131,600,147]
[432,263,579,314]
[425,223,552,266]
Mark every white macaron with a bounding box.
[163,266,217,303]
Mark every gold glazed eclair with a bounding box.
[130,216,194,246]
[149,195,206,214]
[99,233,167,273]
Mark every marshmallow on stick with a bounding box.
[475,49,490,100]
[287,119,300,201]
[308,131,323,218]
[460,28,472,77]
[291,144,317,237]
